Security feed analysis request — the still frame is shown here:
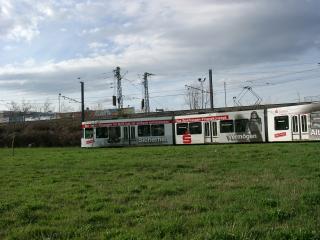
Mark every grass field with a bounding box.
[0,143,319,239]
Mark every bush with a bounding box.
[0,119,81,147]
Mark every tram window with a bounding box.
[177,123,188,135]
[292,116,298,133]
[311,112,320,128]
[85,128,94,139]
[189,122,202,134]
[220,120,234,133]
[212,122,217,136]
[109,127,121,138]
[138,125,151,137]
[205,122,210,137]
[274,116,289,130]
[109,127,121,140]
[235,119,249,133]
[110,126,120,135]
[301,115,308,132]
[130,126,136,139]
[123,127,129,140]
[96,127,108,138]
[151,124,165,136]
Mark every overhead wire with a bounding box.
[1,62,319,109]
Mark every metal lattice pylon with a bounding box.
[114,66,123,109]
[142,72,153,113]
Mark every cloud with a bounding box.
[3,45,16,51]
[0,0,320,110]
[0,0,55,42]
[88,42,109,49]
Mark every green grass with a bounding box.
[0,143,319,239]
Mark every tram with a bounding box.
[81,102,320,147]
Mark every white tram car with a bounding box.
[81,116,174,147]
[81,102,320,147]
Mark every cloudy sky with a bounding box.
[0,0,320,112]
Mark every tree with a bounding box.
[21,99,32,113]
[6,101,23,126]
[7,101,20,112]
[91,103,104,111]
[60,102,75,113]
[43,98,53,112]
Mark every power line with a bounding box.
[1,71,318,105]
[1,63,319,111]
[213,68,320,90]
[150,93,186,98]
[216,61,318,75]
[0,73,316,106]
[243,67,319,83]
[59,95,81,103]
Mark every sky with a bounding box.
[0,0,320,112]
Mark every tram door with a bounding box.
[204,121,219,143]
[291,114,309,141]
[123,126,129,144]
[123,126,136,145]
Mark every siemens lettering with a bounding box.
[311,129,320,136]
[138,137,168,143]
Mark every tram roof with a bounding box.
[90,101,317,121]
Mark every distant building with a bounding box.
[0,111,56,123]
[0,111,10,123]
[57,107,135,121]
[0,107,136,123]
